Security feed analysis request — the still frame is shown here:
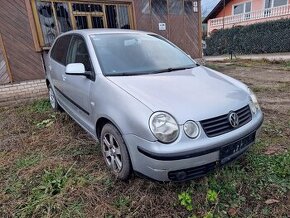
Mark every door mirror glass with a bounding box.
[66,63,85,74]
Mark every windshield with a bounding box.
[90,33,196,76]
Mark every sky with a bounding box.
[201,0,220,17]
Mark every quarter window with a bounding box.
[50,35,71,65]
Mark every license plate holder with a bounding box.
[220,132,256,162]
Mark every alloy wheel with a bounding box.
[102,133,123,173]
[49,88,56,109]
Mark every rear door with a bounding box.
[49,35,72,103]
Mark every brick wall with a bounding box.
[0,79,47,107]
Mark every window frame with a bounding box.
[66,33,95,80]
[50,34,72,66]
[66,34,93,72]
[264,0,288,9]
[30,0,135,50]
[232,1,252,16]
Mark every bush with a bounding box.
[205,19,290,56]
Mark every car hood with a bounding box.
[107,66,250,124]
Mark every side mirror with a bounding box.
[65,63,86,75]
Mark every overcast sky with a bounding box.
[201,0,220,17]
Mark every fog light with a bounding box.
[184,121,200,138]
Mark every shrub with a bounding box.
[205,19,290,56]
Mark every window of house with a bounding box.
[265,0,288,8]
[54,2,72,33]
[106,5,118,28]
[141,0,150,14]
[233,2,251,15]
[36,1,57,47]
[169,0,183,15]
[32,1,133,48]
[152,0,167,15]
[184,0,198,15]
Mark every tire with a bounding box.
[100,123,132,180]
[48,84,61,111]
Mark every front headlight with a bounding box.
[149,112,179,143]
[248,88,260,114]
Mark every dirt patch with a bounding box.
[0,60,289,217]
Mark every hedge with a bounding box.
[205,18,290,56]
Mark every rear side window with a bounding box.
[50,35,71,65]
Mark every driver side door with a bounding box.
[62,35,95,132]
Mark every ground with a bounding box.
[0,59,289,217]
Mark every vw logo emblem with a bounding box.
[229,112,239,128]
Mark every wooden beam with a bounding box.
[0,33,13,82]
[24,0,42,52]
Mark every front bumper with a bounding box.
[123,111,264,181]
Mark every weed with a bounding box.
[31,99,51,113]
[207,190,218,203]
[4,178,23,198]
[18,164,75,217]
[178,191,193,211]
[36,114,56,128]
[60,201,84,218]
[114,196,131,209]
[15,154,42,169]
[203,211,214,218]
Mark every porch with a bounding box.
[208,4,290,35]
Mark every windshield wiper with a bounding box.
[106,72,145,77]
[149,66,195,74]
[106,66,195,77]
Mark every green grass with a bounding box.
[1,66,289,218]
[15,154,42,169]
[17,165,76,217]
[30,99,51,113]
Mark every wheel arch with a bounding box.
[45,79,50,88]
[95,116,124,141]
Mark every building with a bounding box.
[203,0,290,35]
[0,0,202,85]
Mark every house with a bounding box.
[203,0,290,35]
[0,0,202,86]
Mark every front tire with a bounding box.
[100,123,132,180]
[48,84,61,111]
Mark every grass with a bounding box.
[1,60,290,217]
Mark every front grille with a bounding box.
[168,162,217,181]
[200,105,252,137]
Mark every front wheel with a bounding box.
[100,123,132,180]
[48,84,61,111]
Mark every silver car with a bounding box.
[46,29,263,181]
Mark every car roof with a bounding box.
[61,29,152,37]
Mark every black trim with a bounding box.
[54,86,90,115]
[138,145,219,161]
[138,116,263,161]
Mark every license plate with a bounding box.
[220,132,256,163]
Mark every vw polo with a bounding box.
[46,29,263,181]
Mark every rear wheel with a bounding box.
[100,123,132,180]
[48,85,61,111]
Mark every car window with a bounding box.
[50,35,71,65]
[90,33,196,76]
[66,35,92,71]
